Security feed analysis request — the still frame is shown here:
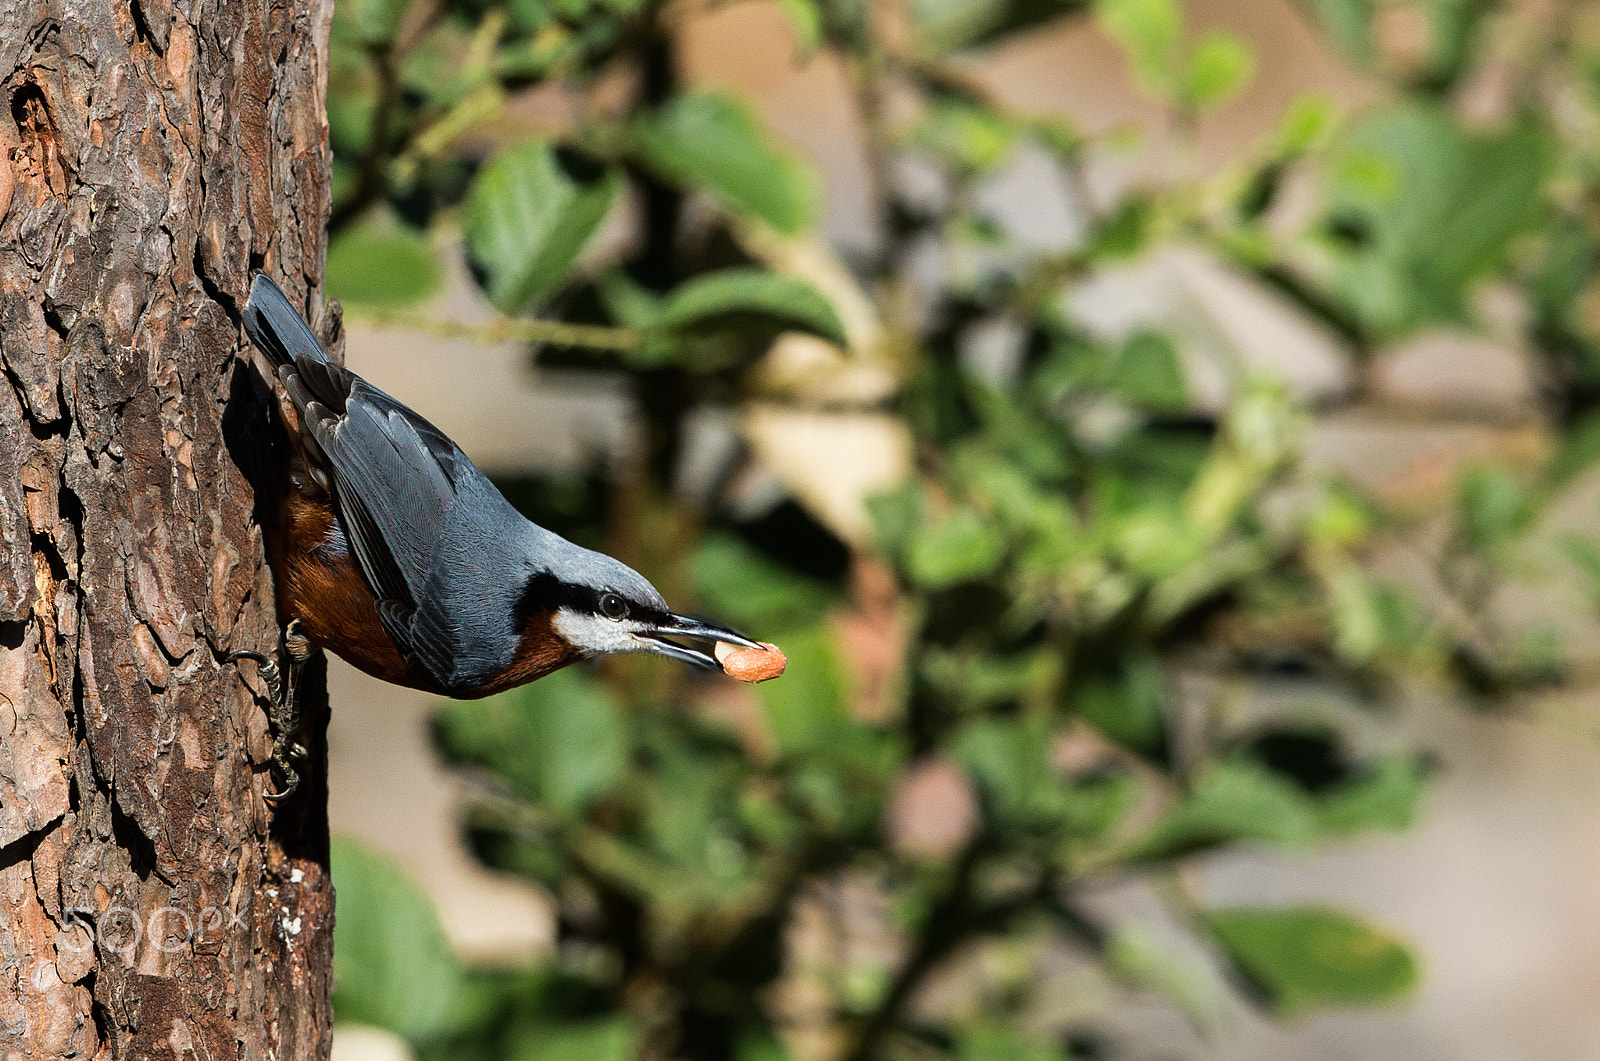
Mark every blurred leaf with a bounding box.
[331,837,465,1041]
[660,268,847,345]
[1205,906,1418,1015]
[326,226,441,307]
[738,1032,795,1061]
[1548,410,1600,486]
[1096,0,1183,97]
[912,0,1090,53]
[692,533,835,635]
[434,669,625,817]
[1088,196,1154,259]
[1317,755,1428,835]
[1560,533,1600,601]
[1456,465,1533,552]
[868,481,926,553]
[1275,92,1340,155]
[906,507,1006,589]
[755,626,850,755]
[1182,30,1255,111]
[954,716,1055,828]
[336,0,413,46]
[1323,563,1384,663]
[1110,330,1188,411]
[774,0,823,55]
[1529,222,1598,339]
[1132,759,1319,861]
[913,102,1019,174]
[957,1022,1066,1061]
[922,647,1059,711]
[1326,103,1552,332]
[1074,654,1166,758]
[1299,0,1373,64]
[632,92,817,234]
[465,141,619,313]
[1305,486,1373,548]
[511,1017,637,1061]
[1108,922,1229,1031]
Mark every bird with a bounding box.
[231,273,777,795]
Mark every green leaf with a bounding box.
[755,626,850,755]
[1300,0,1374,64]
[433,669,626,818]
[1275,92,1340,156]
[632,92,817,234]
[954,716,1054,826]
[1317,755,1428,835]
[1132,759,1320,861]
[956,1022,1067,1061]
[912,0,1090,53]
[336,0,413,46]
[1456,465,1532,552]
[738,1032,795,1061]
[1096,0,1183,97]
[1108,922,1229,1030]
[774,0,823,56]
[867,481,925,553]
[1182,30,1255,111]
[1326,103,1552,332]
[1073,654,1166,758]
[331,837,465,1041]
[1110,330,1188,410]
[1205,906,1419,1015]
[905,508,1005,589]
[326,226,441,307]
[913,103,1018,174]
[1560,533,1600,598]
[1548,410,1600,486]
[1088,196,1154,259]
[464,141,619,313]
[659,269,847,345]
[692,533,835,633]
[510,1017,637,1061]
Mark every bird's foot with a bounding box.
[228,619,314,803]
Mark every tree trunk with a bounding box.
[0,1,336,1056]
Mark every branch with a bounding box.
[339,305,640,352]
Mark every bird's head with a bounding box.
[522,548,761,671]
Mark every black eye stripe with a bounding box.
[599,592,628,621]
[513,572,666,634]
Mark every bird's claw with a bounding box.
[227,621,310,803]
[225,649,282,703]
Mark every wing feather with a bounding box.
[244,275,492,692]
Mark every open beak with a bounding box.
[636,613,764,671]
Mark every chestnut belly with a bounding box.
[272,490,577,698]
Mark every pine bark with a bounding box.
[0,1,336,1056]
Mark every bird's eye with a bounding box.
[599,592,628,621]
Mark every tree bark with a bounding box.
[0,1,336,1056]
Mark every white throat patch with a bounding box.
[552,607,651,657]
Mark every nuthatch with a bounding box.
[232,274,783,796]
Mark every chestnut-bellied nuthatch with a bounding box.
[231,274,779,796]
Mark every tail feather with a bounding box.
[244,273,328,369]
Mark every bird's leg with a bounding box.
[227,618,313,803]
[264,619,313,803]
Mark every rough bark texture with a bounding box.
[0,1,336,1056]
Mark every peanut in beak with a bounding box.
[714,640,787,683]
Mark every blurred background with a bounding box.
[308,0,1600,1058]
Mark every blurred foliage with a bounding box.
[320,0,1600,1057]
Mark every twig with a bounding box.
[340,305,640,351]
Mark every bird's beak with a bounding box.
[636,613,764,671]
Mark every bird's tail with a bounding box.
[243,273,329,369]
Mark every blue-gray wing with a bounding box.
[243,274,497,692]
